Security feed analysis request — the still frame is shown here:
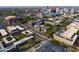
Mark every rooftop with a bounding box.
[7,26,17,31]
[3,35,16,44]
[62,28,78,39]
[21,30,32,35]
[5,16,16,20]
[15,25,24,31]
[0,29,8,36]
[67,22,79,29]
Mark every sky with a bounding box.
[0,0,79,6]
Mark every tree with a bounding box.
[45,25,57,38]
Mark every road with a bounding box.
[1,45,15,52]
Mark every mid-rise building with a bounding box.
[53,20,79,46]
[67,22,79,29]
[7,26,22,35]
[0,29,8,36]
[3,35,16,45]
[53,29,78,46]
[34,24,49,32]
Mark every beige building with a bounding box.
[5,16,17,25]
[5,16,16,20]
[62,28,78,39]
[3,35,16,44]
[53,33,77,46]
[36,13,43,18]
[7,26,17,33]
[67,22,79,29]
[0,29,8,36]
[53,21,79,46]
[21,30,33,36]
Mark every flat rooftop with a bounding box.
[15,25,24,31]
[67,22,79,29]
[0,29,8,36]
[7,26,17,31]
[62,28,78,39]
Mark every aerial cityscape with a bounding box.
[0,6,79,52]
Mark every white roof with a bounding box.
[22,30,32,35]
[3,36,16,44]
[72,35,77,41]
[7,26,17,31]
[0,29,7,36]
[26,30,32,34]
[62,28,78,39]
[67,22,79,29]
[15,25,24,30]
[72,35,78,43]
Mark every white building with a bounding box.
[63,8,69,13]
[56,8,60,13]
[46,9,51,13]
[36,13,43,18]
[60,8,64,14]
[34,24,49,32]
[15,25,24,31]
[7,26,17,33]
[0,29,8,36]
[22,30,33,36]
[3,35,16,44]
[7,25,24,34]
[40,25,49,32]
[48,18,54,21]
[70,8,75,14]
[34,25,41,32]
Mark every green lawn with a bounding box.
[44,24,58,38]
[0,35,3,41]
[77,30,79,35]
[19,38,41,51]
[44,23,53,28]
[18,16,38,24]
[16,33,26,40]
[6,36,13,41]
[0,17,4,23]
[20,44,27,49]
[50,39,61,46]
